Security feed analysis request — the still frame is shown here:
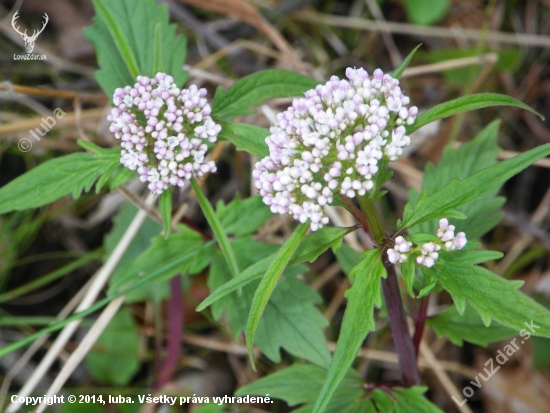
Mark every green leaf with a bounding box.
[197,226,352,311]
[236,364,364,413]
[393,387,443,413]
[426,304,518,346]
[152,22,165,74]
[409,121,505,238]
[399,143,550,230]
[335,243,361,277]
[246,223,309,367]
[84,0,187,98]
[209,238,329,366]
[404,0,449,25]
[212,70,320,119]
[348,399,376,413]
[371,389,394,413]
[104,201,162,298]
[208,238,295,335]
[108,225,213,303]
[392,44,422,79]
[159,189,172,239]
[191,178,239,279]
[425,250,550,337]
[406,94,543,135]
[401,258,416,297]
[255,273,331,367]
[216,195,272,237]
[313,249,386,413]
[90,0,139,78]
[85,307,140,386]
[0,149,120,214]
[219,122,270,158]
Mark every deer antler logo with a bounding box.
[11,11,49,54]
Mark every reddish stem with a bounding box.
[412,295,430,358]
[339,195,373,239]
[156,274,183,388]
[380,259,421,386]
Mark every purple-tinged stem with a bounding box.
[381,260,421,386]
[339,195,373,239]
[413,295,430,359]
[156,274,183,388]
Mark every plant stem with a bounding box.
[339,195,372,237]
[413,295,430,359]
[357,194,385,243]
[156,274,183,388]
[381,261,421,386]
[357,192,420,386]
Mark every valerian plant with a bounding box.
[2,0,550,412]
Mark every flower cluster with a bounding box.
[253,67,417,231]
[107,73,221,194]
[387,219,467,268]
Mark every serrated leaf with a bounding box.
[425,250,550,337]
[392,44,422,79]
[197,226,352,311]
[399,143,550,230]
[216,195,272,237]
[108,224,213,303]
[84,0,187,98]
[85,307,139,386]
[409,121,505,237]
[209,239,329,366]
[246,223,309,367]
[313,249,386,413]
[426,304,518,346]
[393,387,443,413]
[212,70,320,119]
[219,122,269,157]
[208,239,274,336]
[406,94,543,136]
[255,274,331,367]
[0,149,120,214]
[236,364,364,413]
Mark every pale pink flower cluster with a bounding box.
[107,73,221,194]
[387,219,467,268]
[253,67,417,231]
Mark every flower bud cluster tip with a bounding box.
[253,67,417,231]
[108,73,221,194]
[387,219,467,267]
